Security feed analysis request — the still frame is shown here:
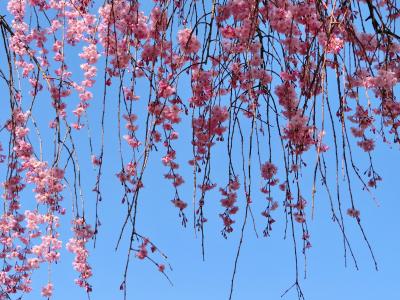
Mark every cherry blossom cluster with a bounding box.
[0,108,65,298]
[219,177,240,237]
[260,163,279,237]
[66,218,94,292]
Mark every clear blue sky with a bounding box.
[1,1,400,300]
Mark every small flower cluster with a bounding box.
[66,218,94,292]
[275,83,315,155]
[260,162,279,237]
[219,177,240,236]
[177,28,200,54]
[349,106,375,152]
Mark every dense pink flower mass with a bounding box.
[1,0,399,298]
[261,163,277,180]
[177,28,201,54]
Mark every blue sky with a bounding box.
[1,1,400,300]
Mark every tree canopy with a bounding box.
[0,0,399,299]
